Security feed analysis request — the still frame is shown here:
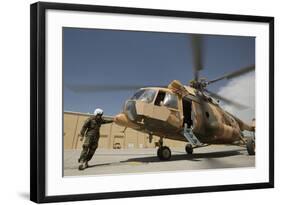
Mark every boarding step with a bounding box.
[182,124,203,146]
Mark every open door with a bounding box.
[182,97,193,128]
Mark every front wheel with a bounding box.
[157,146,171,160]
[246,138,255,155]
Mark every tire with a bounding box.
[185,144,193,154]
[157,147,163,159]
[246,138,255,155]
[157,146,171,160]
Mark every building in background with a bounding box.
[64,111,186,150]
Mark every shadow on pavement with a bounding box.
[120,149,245,163]
[65,162,114,170]
[64,149,247,171]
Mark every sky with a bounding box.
[63,27,255,123]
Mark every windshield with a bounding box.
[130,89,145,100]
[130,89,156,103]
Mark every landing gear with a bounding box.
[157,137,171,160]
[148,133,153,143]
[185,144,193,154]
[246,138,255,155]
[157,146,171,160]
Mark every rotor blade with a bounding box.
[66,84,164,93]
[191,34,203,81]
[205,89,249,110]
[208,64,255,85]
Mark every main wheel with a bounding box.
[157,146,171,160]
[246,138,255,155]
[185,144,193,154]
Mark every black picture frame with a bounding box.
[30,1,274,203]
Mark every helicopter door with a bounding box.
[182,97,193,128]
[154,91,181,128]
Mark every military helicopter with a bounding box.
[67,35,255,160]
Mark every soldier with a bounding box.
[78,108,113,170]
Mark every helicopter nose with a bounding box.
[114,113,130,127]
[114,113,140,130]
[123,100,137,121]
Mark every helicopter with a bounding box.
[67,35,256,161]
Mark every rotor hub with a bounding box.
[189,79,208,90]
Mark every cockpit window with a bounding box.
[130,89,145,100]
[130,89,156,103]
[140,90,157,103]
[163,93,178,109]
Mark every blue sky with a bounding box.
[63,28,255,117]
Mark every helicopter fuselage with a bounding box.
[114,83,254,145]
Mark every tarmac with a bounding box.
[64,145,255,176]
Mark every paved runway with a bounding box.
[64,145,255,176]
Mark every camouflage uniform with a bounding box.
[78,116,113,164]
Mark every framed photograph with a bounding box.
[30,2,274,203]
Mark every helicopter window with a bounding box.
[140,90,157,103]
[130,89,145,100]
[131,89,156,103]
[154,91,166,106]
[163,93,178,109]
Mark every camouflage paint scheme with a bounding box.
[114,80,254,145]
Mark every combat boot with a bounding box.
[78,161,86,170]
